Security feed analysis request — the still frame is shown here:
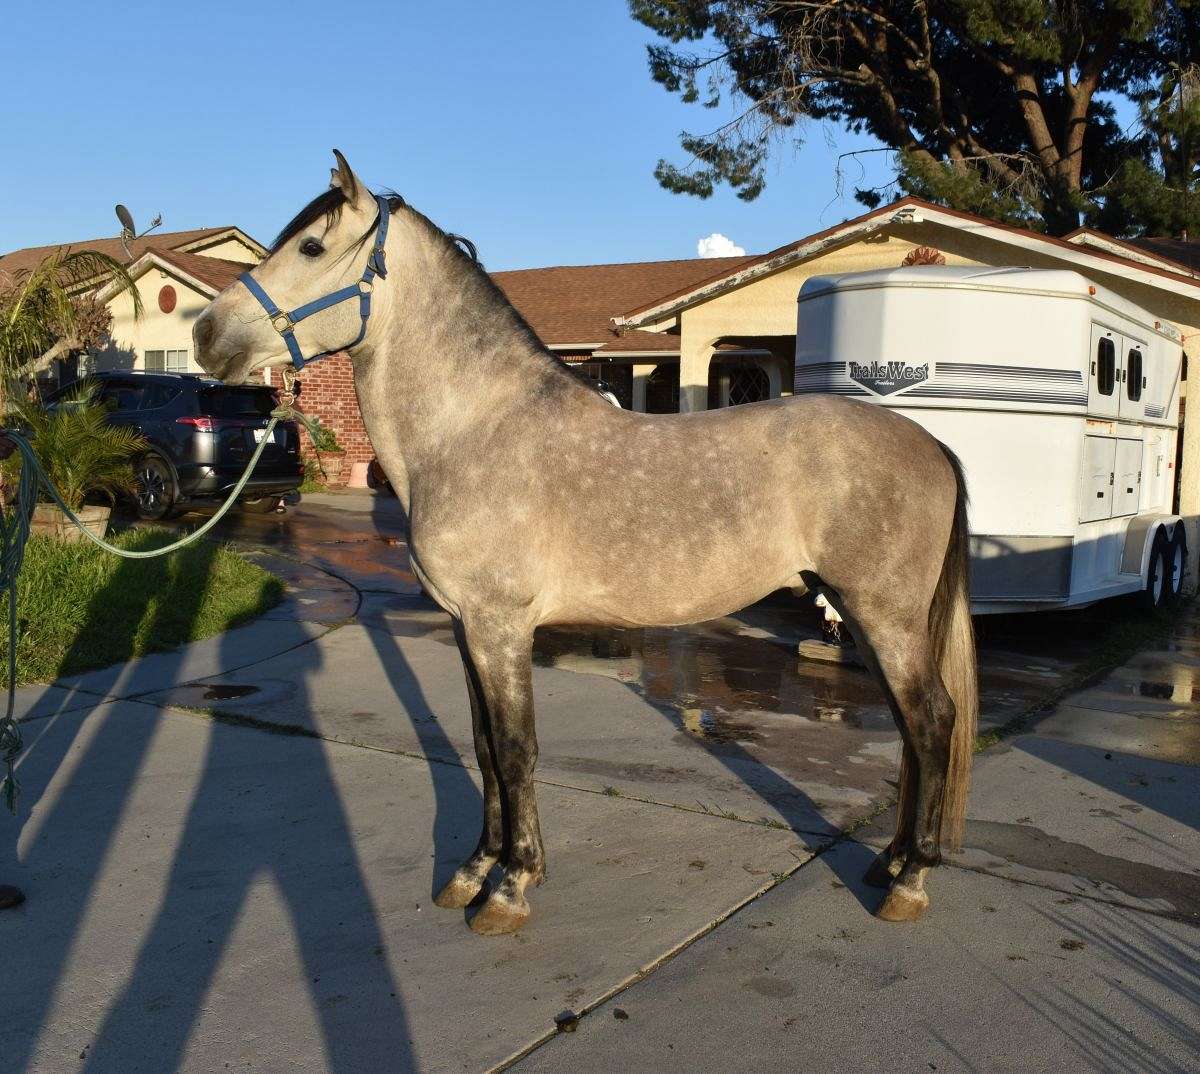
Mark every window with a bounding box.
[727,365,770,406]
[142,384,181,410]
[1095,337,1116,396]
[98,381,144,412]
[144,349,188,372]
[1126,348,1143,402]
[199,387,276,418]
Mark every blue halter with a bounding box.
[238,194,391,371]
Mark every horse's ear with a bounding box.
[329,149,369,208]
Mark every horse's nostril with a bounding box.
[194,315,215,349]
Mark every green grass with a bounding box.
[0,529,284,686]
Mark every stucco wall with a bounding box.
[91,268,210,373]
[187,235,261,265]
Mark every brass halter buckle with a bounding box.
[270,310,294,335]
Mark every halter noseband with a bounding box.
[237,194,391,371]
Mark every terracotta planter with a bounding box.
[309,451,346,487]
[30,503,111,543]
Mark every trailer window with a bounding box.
[1095,337,1116,396]
[1123,348,1142,403]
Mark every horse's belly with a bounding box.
[542,542,804,629]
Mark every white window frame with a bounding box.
[143,349,188,373]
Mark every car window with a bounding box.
[199,387,275,418]
[99,382,145,412]
[142,384,182,410]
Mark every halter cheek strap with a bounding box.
[238,194,391,371]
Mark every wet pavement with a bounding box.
[1,491,1191,1071]
[142,490,1108,751]
[103,489,1126,845]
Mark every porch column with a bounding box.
[1181,376,1200,593]
[764,360,782,399]
[679,335,714,413]
[631,363,656,413]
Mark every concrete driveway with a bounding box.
[0,491,1195,1072]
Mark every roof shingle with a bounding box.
[0,226,252,282]
[142,247,249,294]
[492,255,754,347]
[1127,237,1200,275]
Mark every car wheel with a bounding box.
[135,454,178,522]
[241,496,285,514]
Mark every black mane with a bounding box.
[270,188,479,264]
[271,187,349,252]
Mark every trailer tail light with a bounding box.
[176,416,216,432]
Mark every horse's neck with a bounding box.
[352,258,589,501]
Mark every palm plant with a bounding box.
[2,380,146,513]
[0,248,141,379]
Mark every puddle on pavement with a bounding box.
[533,620,895,741]
[124,503,1110,746]
[202,684,260,701]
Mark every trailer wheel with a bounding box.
[1142,529,1174,611]
[1166,526,1187,601]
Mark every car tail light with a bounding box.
[176,416,216,431]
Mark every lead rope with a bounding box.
[0,385,322,810]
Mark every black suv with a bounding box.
[58,371,303,520]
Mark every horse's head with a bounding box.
[194,150,392,383]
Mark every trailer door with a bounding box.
[1088,325,1122,418]
[1080,435,1116,523]
[1119,340,1146,421]
[1112,438,1142,515]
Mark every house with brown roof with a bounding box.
[471,198,1200,419]
[281,197,1200,482]
[9,198,1200,488]
[0,225,266,377]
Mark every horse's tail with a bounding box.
[922,444,978,851]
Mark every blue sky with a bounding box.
[1,1,893,269]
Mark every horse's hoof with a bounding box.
[469,893,530,936]
[863,852,901,889]
[434,873,485,910]
[875,883,930,922]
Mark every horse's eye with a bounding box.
[300,238,324,257]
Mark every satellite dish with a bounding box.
[115,204,163,258]
[115,204,136,238]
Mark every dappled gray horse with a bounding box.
[194,152,978,936]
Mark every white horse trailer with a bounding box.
[794,266,1187,613]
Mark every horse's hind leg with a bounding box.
[863,740,917,889]
[853,621,956,921]
[433,620,505,910]
[457,613,545,937]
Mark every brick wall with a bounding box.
[271,353,374,483]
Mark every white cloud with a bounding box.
[696,232,746,258]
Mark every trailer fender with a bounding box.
[1121,514,1183,581]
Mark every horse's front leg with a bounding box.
[433,620,506,910]
[459,614,544,937]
